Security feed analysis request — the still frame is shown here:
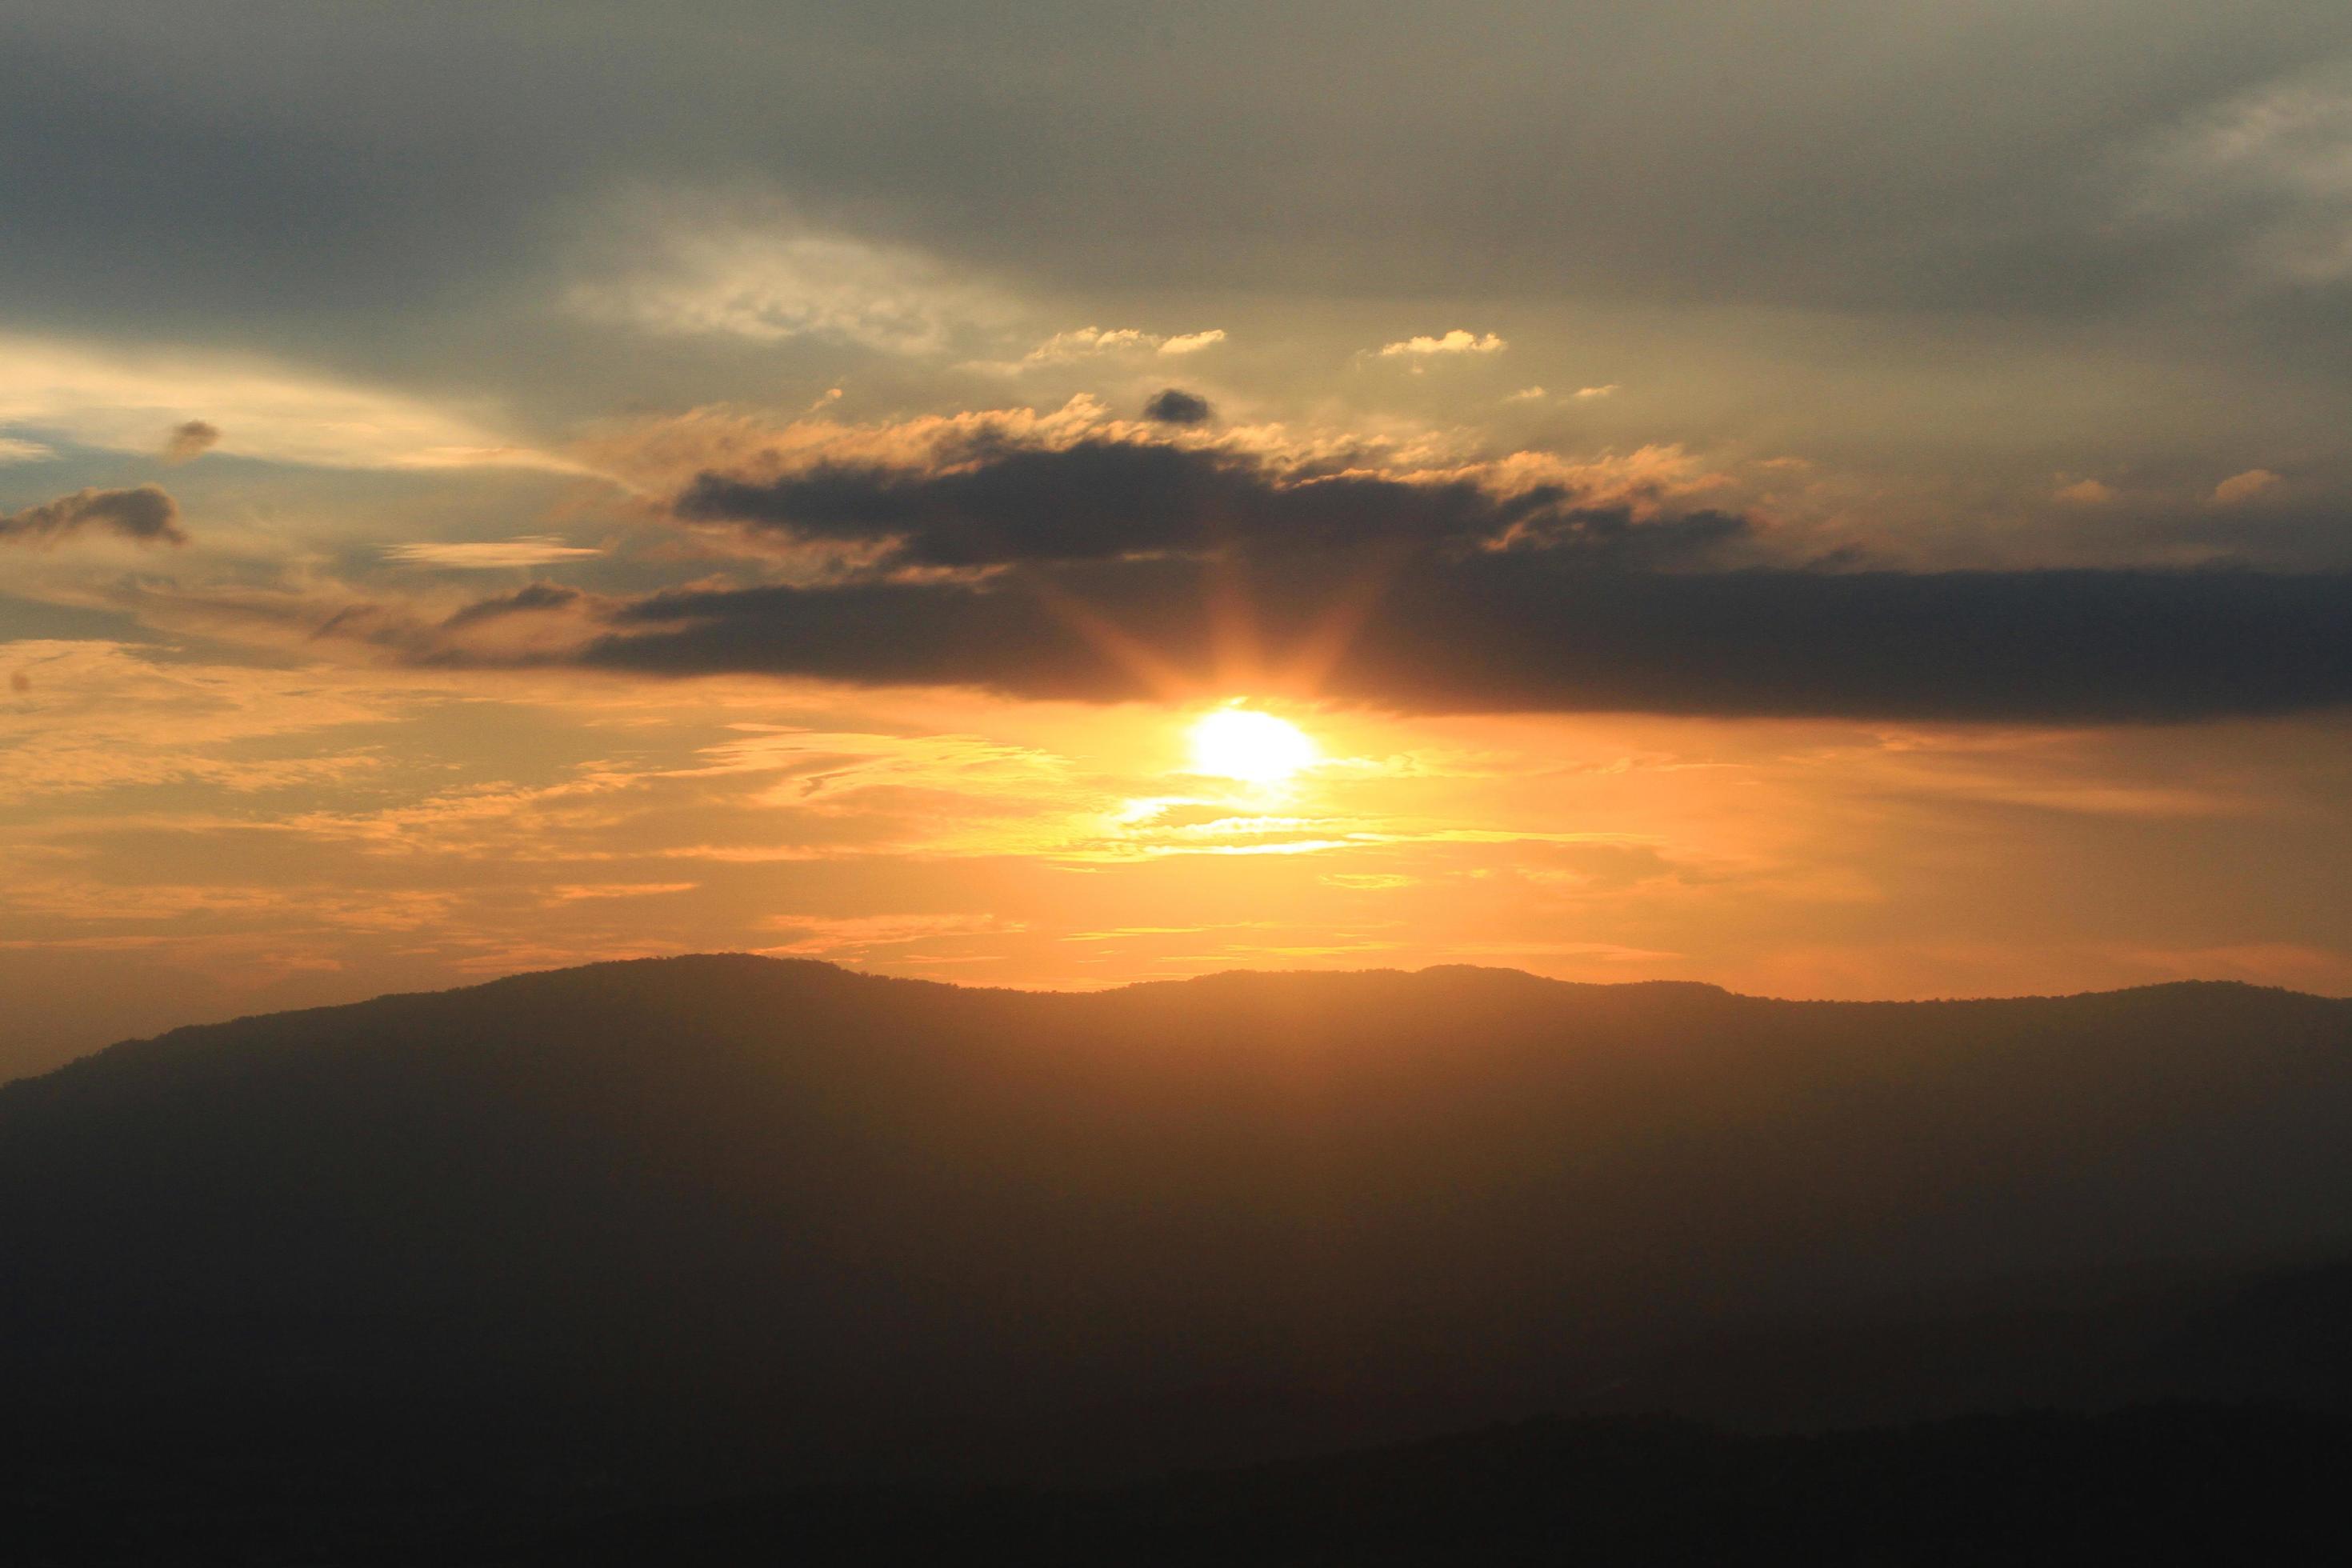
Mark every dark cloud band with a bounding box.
[570,554,2352,722]
[672,439,1742,570]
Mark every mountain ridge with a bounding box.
[9,948,2352,1502]
[19,951,2343,1095]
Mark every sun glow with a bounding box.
[1187,707,1319,786]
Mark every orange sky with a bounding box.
[8,2,2352,1076]
[7,630,2349,1077]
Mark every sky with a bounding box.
[6,0,2352,1074]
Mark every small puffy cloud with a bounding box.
[1378,330,1506,357]
[0,485,186,548]
[2054,479,2116,505]
[0,438,54,464]
[1142,388,1214,426]
[2212,468,2282,506]
[1158,330,1226,355]
[1505,386,1546,402]
[164,420,221,462]
[1025,327,1155,362]
[384,536,604,570]
[1010,326,1228,369]
[1574,384,1620,399]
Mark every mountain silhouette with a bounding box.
[7,955,2352,1552]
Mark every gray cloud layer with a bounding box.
[12,2,2352,724]
[6,2,2349,340]
[462,438,2352,722]
[574,559,2352,722]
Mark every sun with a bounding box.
[1187,707,1319,786]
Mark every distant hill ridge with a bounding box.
[6,952,2352,1486]
[27,952,2338,1087]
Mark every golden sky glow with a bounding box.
[6,626,2350,1078]
[6,2,2352,1078]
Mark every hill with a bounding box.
[7,956,2352,1546]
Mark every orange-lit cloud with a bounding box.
[1378,330,1507,357]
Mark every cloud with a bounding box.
[0,438,54,464]
[0,485,185,548]
[565,561,2352,723]
[998,326,1229,371]
[438,582,588,630]
[1158,330,1226,355]
[669,437,1740,570]
[384,536,604,569]
[2138,80,2352,289]
[2213,469,2283,506]
[1505,387,1546,402]
[0,638,414,798]
[1023,327,1154,362]
[162,419,220,462]
[0,333,574,473]
[1574,384,1620,399]
[416,428,2352,725]
[2054,479,2116,505]
[1142,389,1214,426]
[569,198,1008,354]
[1378,330,1506,357]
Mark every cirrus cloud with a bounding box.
[567,197,1010,354]
[384,536,604,570]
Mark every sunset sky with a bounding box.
[6,0,2352,1074]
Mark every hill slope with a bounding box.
[6,956,2352,1483]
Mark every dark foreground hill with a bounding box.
[512,1406,2352,1567]
[19,1406,2352,1565]
[8,956,2352,1556]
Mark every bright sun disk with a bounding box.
[1188,708,1318,785]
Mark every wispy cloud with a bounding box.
[2138,80,2352,288]
[568,196,1008,354]
[0,639,414,798]
[384,537,604,570]
[0,334,575,474]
